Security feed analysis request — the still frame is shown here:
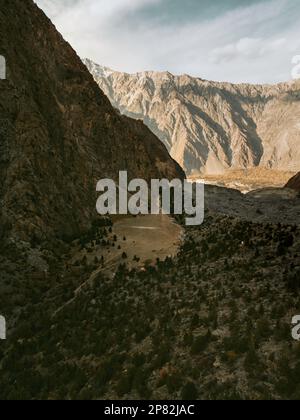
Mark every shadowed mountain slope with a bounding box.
[286,172,300,192]
[0,0,184,246]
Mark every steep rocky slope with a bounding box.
[286,172,300,192]
[1,197,300,400]
[84,59,300,176]
[0,0,184,247]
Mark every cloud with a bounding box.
[35,0,300,84]
[210,37,287,64]
[37,0,160,25]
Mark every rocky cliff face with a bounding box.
[0,0,184,246]
[84,59,300,176]
[286,172,300,191]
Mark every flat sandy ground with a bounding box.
[111,214,183,266]
[73,215,184,280]
[189,168,296,193]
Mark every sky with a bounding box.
[35,0,300,84]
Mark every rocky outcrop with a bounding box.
[286,172,300,192]
[0,0,184,246]
[84,59,300,176]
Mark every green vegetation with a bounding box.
[0,213,300,400]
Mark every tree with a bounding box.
[181,382,198,400]
[116,374,132,397]
[191,333,210,355]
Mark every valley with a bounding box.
[71,214,184,279]
[1,186,300,399]
[191,168,296,193]
[1,0,300,402]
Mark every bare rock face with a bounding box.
[84,59,300,176]
[0,0,184,245]
[286,172,300,192]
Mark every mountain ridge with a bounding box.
[84,58,300,176]
[84,58,297,88]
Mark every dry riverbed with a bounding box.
[190,168,296,193]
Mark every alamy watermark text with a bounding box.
[292,55,300,80]
[0,316,6,340]
[0,55,6,80]
[96,171,204,226]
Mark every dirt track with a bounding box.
[54,215,183,316]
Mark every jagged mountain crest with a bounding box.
[83,58,300,176]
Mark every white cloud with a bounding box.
[35,0,300,84]
[210,37,287,63]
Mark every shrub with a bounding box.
[181,382,198,400]
[191,333,210,355]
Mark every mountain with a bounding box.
[0,0,184,246]
[84,59,300,176]
[2,2,300,401]
[286,172,300,191]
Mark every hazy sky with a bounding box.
[35,0,300,84]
